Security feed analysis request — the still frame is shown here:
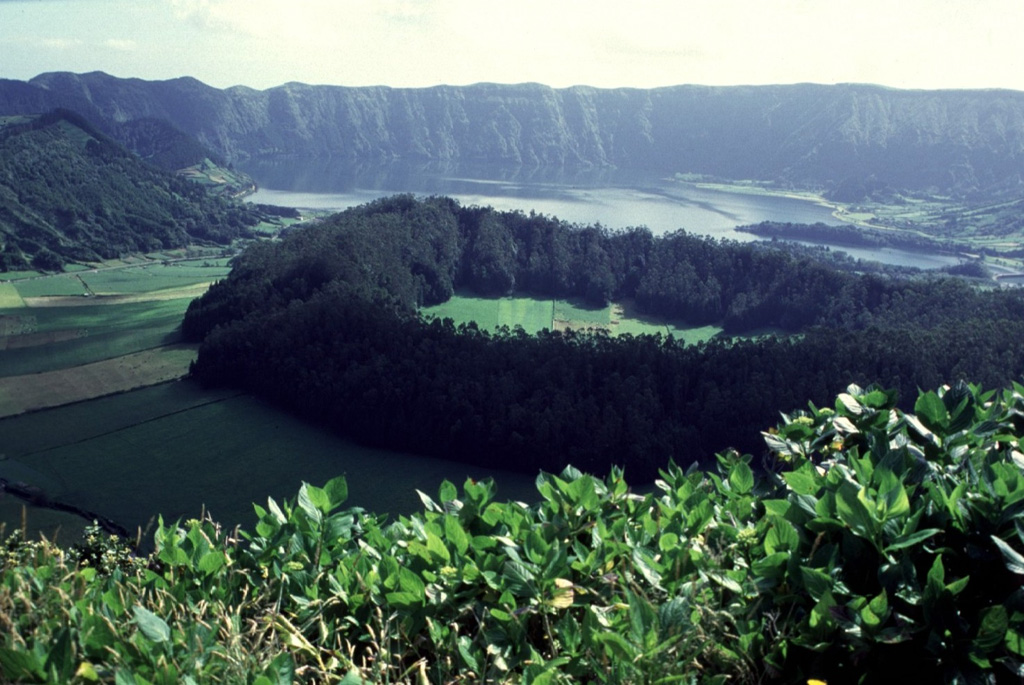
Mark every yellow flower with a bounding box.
[808,680,827,685]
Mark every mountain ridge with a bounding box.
[3,72,1024,196]
[0,109,260,270]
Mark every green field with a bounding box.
[0,381,539,542]
[423,294,723,343]
[0,282,24,308]
[0,298,192,376]
[13,274,89,297]
[80,263,230,294]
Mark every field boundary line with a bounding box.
[11,386,246,460]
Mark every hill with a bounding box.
[184,195,1024,481]
[0,110,261,270]
[2,72,1024,196]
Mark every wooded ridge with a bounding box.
[185,195,1024,481]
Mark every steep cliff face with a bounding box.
[4,72,1024,195]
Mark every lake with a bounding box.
[243,160,963,269]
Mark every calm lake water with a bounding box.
[243,161,962,269]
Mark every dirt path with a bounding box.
[0,344,198,418]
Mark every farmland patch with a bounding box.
[424,295,723,341]
[0,344,198,417]
[0,282,24,308]
[0,382,539,540]
[0,298,192,376]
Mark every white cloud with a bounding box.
[6,0,1024,90]
[104,38,136,51]
[39,37,83,49]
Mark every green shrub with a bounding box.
[1,382,1024,683]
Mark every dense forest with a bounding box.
[184,195,1024,481]
[0,109,263,270]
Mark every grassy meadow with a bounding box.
[423,293,723,343]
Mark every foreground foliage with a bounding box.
[4,382,1024,683]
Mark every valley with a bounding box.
[4,71,1024,682]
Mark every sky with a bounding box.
[1,0,1022,92]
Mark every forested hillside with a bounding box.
[4,72,1024,195]
[184,196,1024,481]
[0,110,261,270]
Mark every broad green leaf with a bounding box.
[659,532,680,553]
[765,517,799,554]
[783,467,821,496]
[425,530,451,564]
[198,551,225,576]
[1006,628,1024,657]
[800,566,833,602]
[133,605,170,643]
[862,389,893,409]
[439,479,458,503]
[416,489,443,513]
[115,670,139,685]
[752,552,789,580]
[836,482,878,541]
[729,462,754,495]
[975,605,1009,652]
[296,484,323,524]
[338,669,369,685]
[925,555,945,603]
[397,566,426,596]
[75,662,100,682]
[0,648,44,680]
[868,590,888,619]
[324,476,348,509]
[502,561,537,598]
[592,631,637,661]
[837,393,864,416]
[763,432,792,454]
[385,591,422,608]
[946,575,970,595]
[884,528,942,554]
[44,627,73,683]
[457,635,481,672]
[444,515,469,556]
[266,497,287,524]
[992,536,1024,575]
[263,653,295,685]
[915,391,948,430]
[305,484,331,515]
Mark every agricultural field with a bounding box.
[0,344,197,416]
[423,294,723,343]
[77,262,230,294]
[0,381,539,544]
[11,273,89,298]
[0,282,24,308]
[0,298,193,376]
